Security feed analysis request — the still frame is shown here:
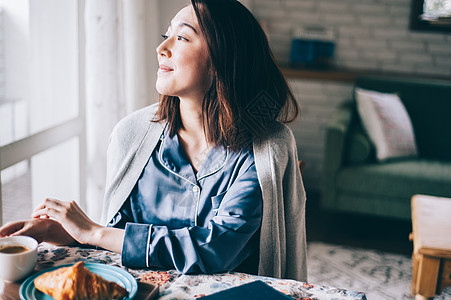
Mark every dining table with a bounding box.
[0,243,367,300]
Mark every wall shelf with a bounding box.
[280,65,451,83]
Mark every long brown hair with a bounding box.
[154,0,299,150]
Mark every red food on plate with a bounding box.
[139,271,173,286]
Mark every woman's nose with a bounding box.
[156,39,171,58]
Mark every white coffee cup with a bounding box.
[0,236,38,282]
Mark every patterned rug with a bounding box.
[307,241,451,300]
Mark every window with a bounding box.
[0,0,85,225]
[410,0,451,32]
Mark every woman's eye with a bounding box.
[161,34,168,40]
[177,35,189,42]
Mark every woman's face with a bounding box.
[156,6,211,101]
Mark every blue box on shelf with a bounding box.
[290,25,335,69]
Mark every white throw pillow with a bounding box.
[355,88,418,161]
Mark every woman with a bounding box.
[0,0,307,281]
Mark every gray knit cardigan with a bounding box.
[101,104,307,282]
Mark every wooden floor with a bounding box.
[306,189,413,256]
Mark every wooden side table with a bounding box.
[411,194,451,299]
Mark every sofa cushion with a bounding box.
[335,193,411,219]
[355,88,418,161]
[355,76,451,161]
[336,159,451,200]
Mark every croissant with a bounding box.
[34,261,128,300]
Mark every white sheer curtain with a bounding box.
[84,0,159,221]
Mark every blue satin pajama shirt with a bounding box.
[108,128,263,274]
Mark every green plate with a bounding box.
[20,262,137,300]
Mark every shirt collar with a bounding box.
[197,145,228,180]
[159,127,228,182]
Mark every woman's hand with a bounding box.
[31,198,102,246]
[0,218,76,245]
[1,199,124,253]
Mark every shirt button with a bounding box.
[192,185,199,192]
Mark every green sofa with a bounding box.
[322,76,451,220]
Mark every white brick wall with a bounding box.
[251,0,451,74]
[249,0,451,191]
[287,80,353,191]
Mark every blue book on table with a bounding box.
[201,280,293,299]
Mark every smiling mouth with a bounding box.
[159,65,174,72]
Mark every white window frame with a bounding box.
[0,0,86,225]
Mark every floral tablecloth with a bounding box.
[37,243,367,300]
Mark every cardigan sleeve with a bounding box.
[101,104,163,225]
[253,122,307,282]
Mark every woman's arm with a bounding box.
[30,198,124,253]
[89,226,125,253]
